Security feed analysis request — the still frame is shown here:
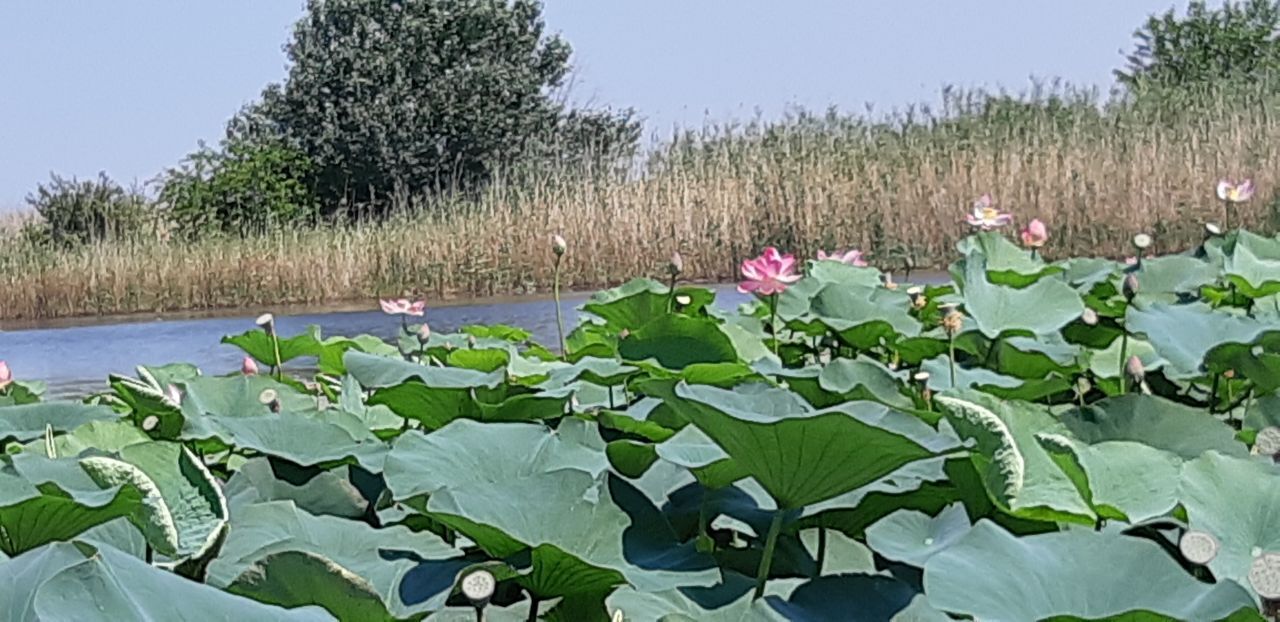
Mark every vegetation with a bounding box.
[21,173,159,248]
[1119,0,1280,89]
[3,223,1280,618]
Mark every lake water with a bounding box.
[0,286,755,399]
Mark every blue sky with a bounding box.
[0,1,1205,209]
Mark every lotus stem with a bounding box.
[948,335,957,388]
[1209,373,1221,413]
[814,522,827,577]
[1117,330,1129,394]
[768,294,780,356]
[145,544,153,565]
[553,255,567,361]
[697,492,712,553]
[666,274,679,313]
[270,334,283,382]
[753,511,785,599]
[525,596,540,622]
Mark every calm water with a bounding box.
[0,287,754,399]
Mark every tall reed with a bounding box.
[2,83,1279,321]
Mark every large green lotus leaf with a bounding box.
[1225,230,1280,297]
[384,419,609,503]
[815,358,911,408]
[344,350,505,390]
[1060,257,1120,291]
[32,420,150,457]
[0,402,119,445]
[1125,254,1222,302]
[960,256,1084,339]
[1036,435,1182,523]
[222,325,323,365]
[3,541,331,621]
[225,458,368,520]
[207,500,462,618]
[81,441,227,560]
[367,382,482,430]
[954,231,1059,286]
[336,375,402,437]
[1126,302,1275,379]
[990,333,1084,379]
[920,356,1069,402]
[318,334,399,376]
[923,521,1257,621]
[809,284,921,348]
[935,392,1093,523]
[662,382,948,509]
[798,458,958,539]
[619,315,740,369]
[654,424,748,489]
[185,413,388,473]
[181,375,318,421]
[0,454,142,556]
[429,470,720,598]
[763,574,931,621]
[865,504,971,568]
[1244,392,1280,431]
[582,278,715,330]
[605,575,784,622]
[1060,395,1248,460]
[1180,452,1280,600]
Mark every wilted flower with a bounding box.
[881,272,899,290]
[1019,218,1048,248]
[241,357,258,376]
[816,249,868,266]
[941,310,965,336]
[668,251,684,276]
[551,234,567,257]
[906,286,928,310]
[965,194,1013,230]
[738,247,802,296]
[1217,178,1255,203]
[0,361,10,389]
[379,298,426,317]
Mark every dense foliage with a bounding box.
[4,225,1280,619]
[22,173,157,248]
[1118,0,1280,89]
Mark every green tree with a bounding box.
[254,0,638,218]
[24,173,156,248]
[1118,0,1280,89]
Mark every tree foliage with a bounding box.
[23,174,156,248]
[1118,0,1280,89]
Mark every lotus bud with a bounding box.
[668,251,684,277]
[1075,376,1092,396]
[1122,274,1140,301]
[0,360,11,389]
[1081,308,1098,326]
[941,310,964,336]
[1249,552,1280,600]
[1254,427,1280,459]
[1224,369,1236,379]
[1179,530,1220,565]
[417,323,432,344]
[467,334,477,348]
[551,234,567,257]
[241,356,259,376]
[1132,233,1152,251]
[1125,355,1145,382]
[256,313,276,336]
[460,569,496,606]
[258,389,281,413]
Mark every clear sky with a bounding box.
[0,1,1207,210]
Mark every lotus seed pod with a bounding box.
[460,569,496,603]
[255,313,275,335]
[1250,552,1280,599]
[1126,355,1145,381]
[1132,233,1152,250]
[612,610,624,622]
[1205,222,1222,236]
[1080,308,1098,326]
[1179,530,1220,565]
[142,415,160,432]
[259,389,281,413]
[668,251,684,276]
[1255,427,1280,458]
[675,294,692,306]
[1122,274,1140,301]
[906,285,924,297]
[551,234,567,257]
[913,371,930,384]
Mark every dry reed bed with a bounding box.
[2,93,1279,320]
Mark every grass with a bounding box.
[3,82,1280,321]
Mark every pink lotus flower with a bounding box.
[965,194,1013,230]
[817,249,868,266]
[241,356,259,376]
[1020,219,1048,248]
[738,247,802,296]
[1217,179,1255,203]
[0,361,10,389]
[379,298,426,317]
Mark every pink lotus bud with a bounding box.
[241,357,259,376]
[551,234,567,257]
[1126,355,1145,381]
[0,361,10,389]
[1019,219,1048,248]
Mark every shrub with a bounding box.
[23,173,156,247]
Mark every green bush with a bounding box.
[23,173,156,247]
[1118,0,1280,89]
[159,137,318,239]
